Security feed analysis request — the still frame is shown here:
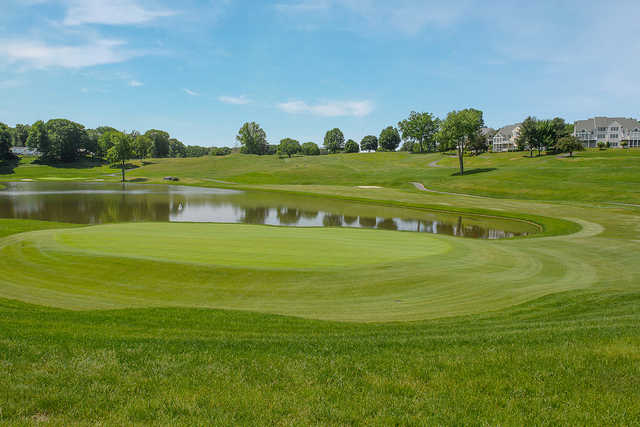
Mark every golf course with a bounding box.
[1,150,639,424]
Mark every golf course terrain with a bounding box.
[1,150,640,424]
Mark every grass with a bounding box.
[1,151,640,423]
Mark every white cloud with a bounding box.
[128,80,144,87]
[63,0,177,26]
[218,95,251,105]
[278,100,373,117]
[0,38,134,68]
[183,88,199,96]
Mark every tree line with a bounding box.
[0,119,229,164]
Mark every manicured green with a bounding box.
[1,151,640,423]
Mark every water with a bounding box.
[0,182,537,239]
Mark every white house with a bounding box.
[492,123,521,152]
[574,117,640,148]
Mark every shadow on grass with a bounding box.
[141,161,155,166]
[0,157,20,175]
[451,168,497,176]
[109,163,140,170]
[33,157,107,169]
[127,178,149,183]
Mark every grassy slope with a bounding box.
[3,149,640,204]
[1,153,640,423]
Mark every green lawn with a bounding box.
[1,151,640,424]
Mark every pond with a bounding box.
[0,182,538,239]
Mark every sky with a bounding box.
[1,0,639,147]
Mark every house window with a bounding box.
[610,127,619,131]
[598,127,607,131]
[610,134,619,139]
[598,133,606,138]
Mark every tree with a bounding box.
[397,111,440,153]
[621,141,629,149]
[467,132,488,155]
[597,141,606,150]
[145,129,171,158]
[324,128,344,153]
[237,122,268,155]
[301,142,320,156]
[344,139,359,153]
[185,145,210,157]
[517,116,541,157]
[133,134,153,159]
[400,141,415,152]
[26,121,49,158]
[169,138,187,158]
[0,122,12,160]
[439,108,484,176]
[547,117,570,153]
[378,126,401,151]
[277,138,301,158]
[105,131,133,182]
[557,136,584,157]
[13,124,30,147]
[360,135,378,152]
[98,130,120,158]
[43,119,88,162]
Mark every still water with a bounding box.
[0,182,537,239]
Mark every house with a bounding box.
[11,146,40,156]
[492,123,521,152]
[573,117,640,148]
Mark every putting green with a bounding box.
[0,221,608,321]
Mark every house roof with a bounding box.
[495,123,521,138]
[574,117,640,132]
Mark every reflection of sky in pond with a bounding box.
[0,182,533,239]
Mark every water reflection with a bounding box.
[0,182,534,239]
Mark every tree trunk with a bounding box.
[529,147,533,157]
[121,160,125,182]
[457,142,464,176]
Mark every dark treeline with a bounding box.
[0,118,230,163]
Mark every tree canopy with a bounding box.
[378,126,401,151]
[145,130,171,158]
[397,111,440,153]
[237,122,268,155]
[557,136,584,157]
[439,108,484,176]
[301,142,320,156]
[0,122,12,160]
[277,138,301,158]
[360,135,378,152]
[324,128,345,153]
[344,139,360,153]
[105,131,133,182]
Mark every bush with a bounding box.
[597,141,606,150]
[210,147,231,156]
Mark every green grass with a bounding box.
[1,150,640,423]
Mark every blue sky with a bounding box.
[1,0,639,147]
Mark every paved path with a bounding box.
[410,181,487,198]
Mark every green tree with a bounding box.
[185,145,210,157]
[397,111,440,153]
[0,122,12,160]
[133,134,153,159]
[547,117,570,153]
[105,131,133,182]
[439,108,484,176]
[13,124,30,147]
[324,128,345,153]
[44,119,88,162]
[145,129,171,158]
[301,142,320,156]
[344,139,359,153]
[277,138,301,158]
[237,122,268,155]
[26,121,50,159]
[98,130,121,158]
[557,136,585,157]
[360,135,378,152]
[169,138,187,158]
[517,116,541,157]
[597,141,606,150]
[621,141,629,149]
[378,126,401,151]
